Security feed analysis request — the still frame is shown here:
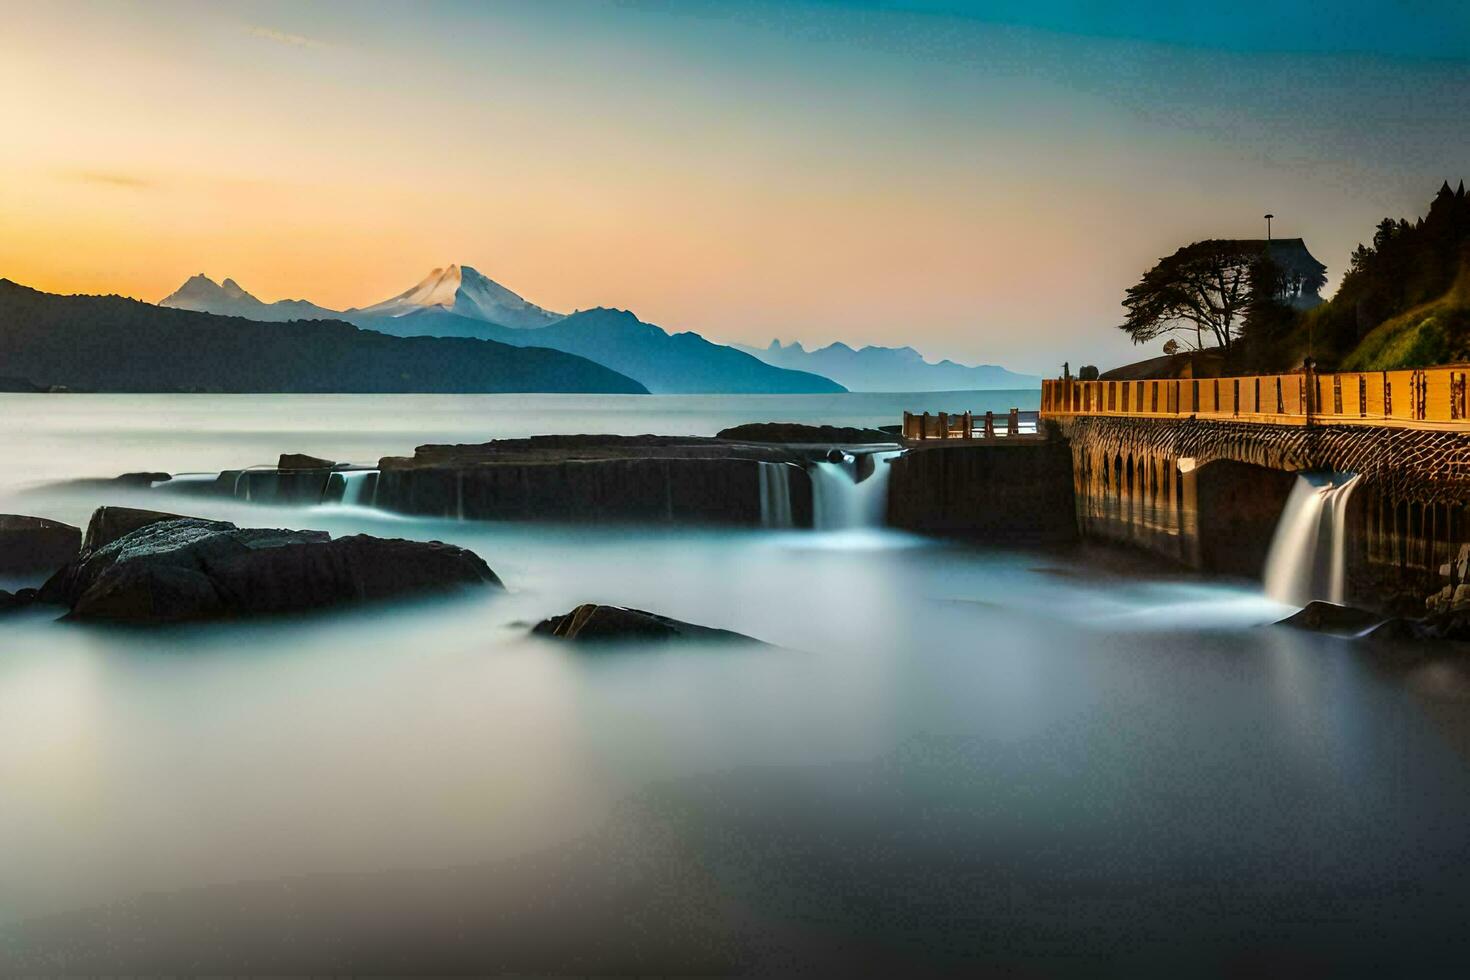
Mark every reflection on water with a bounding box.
[2,394,1470,972]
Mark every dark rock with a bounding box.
[0,514,82,576]
[0,588,39,613]
[1410,611,1470,643]
[532,604,763,644]
[83,506,188,552]
[1276,601,1383,635]
[278,453,336,471]
[43,512,501,623]
[115,472,172,487]
[716,422,895,444]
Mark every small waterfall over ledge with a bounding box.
[1264,472,1360,606]
[758,463,794,528]
[810,451,900,530]
[337,470,379,507]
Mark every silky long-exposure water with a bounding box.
[2,392,1469,973]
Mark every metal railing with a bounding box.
[902,409,1039,441]
[1041,366,1470,429]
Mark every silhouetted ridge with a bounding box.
[0,279,647,394]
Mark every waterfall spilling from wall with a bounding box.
[758,463,793,528]
[810,451,899,530]
[1264,472,1359,605]
[339,470,378,507]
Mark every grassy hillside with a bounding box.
[1341,264,1470,370]
[1234,181,1469,374]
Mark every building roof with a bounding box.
[1228,238,1328,280]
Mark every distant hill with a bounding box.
[352,307,526,343]
[504,309,845,394]
[735,339,1038,391]
[0,280,647,394]
[161,274,340,322]
[356,306,845,393]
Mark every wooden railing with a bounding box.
[1041,366,1470,429]
[902,409,1039,441]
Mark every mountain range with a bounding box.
[158,265,1037,394]
[163,270,843,394]
[735,340,1040,391]
[160,274,339,322]
[0,279,645,394]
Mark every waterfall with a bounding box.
[810,451,899,530]
[1263,472,1360,606]
[758,462,794,528]
[338,470,379,507]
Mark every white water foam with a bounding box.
[758,462,794,528]
[1263,472,1359,606]
[810,450,900,530]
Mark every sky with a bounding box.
[1,0,1466,375]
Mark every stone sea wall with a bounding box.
[887,441,1077,543]
[1059,416,1470,612]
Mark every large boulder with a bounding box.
[82,506,188,552]
[0,514,82,577]
[41,513,501,623]
[532,603,763,644]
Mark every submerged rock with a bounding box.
[115,472,172,487]
[41,512,501,623]
[0,514,82,577]
[1276,601,1383,635]
[0,588,39,614]
[1363,617,1426,643]
[532,604,763,644]
[1408,611,1470,643]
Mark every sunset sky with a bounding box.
[2,0,1466,374]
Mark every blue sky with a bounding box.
[3,0,1466,373]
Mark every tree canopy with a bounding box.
[1119,240,1266,352]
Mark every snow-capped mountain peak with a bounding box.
[353,263,563,329]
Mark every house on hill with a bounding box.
[1236,238,1329,309]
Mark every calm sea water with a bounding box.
[2,392,1469,974]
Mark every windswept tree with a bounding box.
[1119,240,1264,352]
